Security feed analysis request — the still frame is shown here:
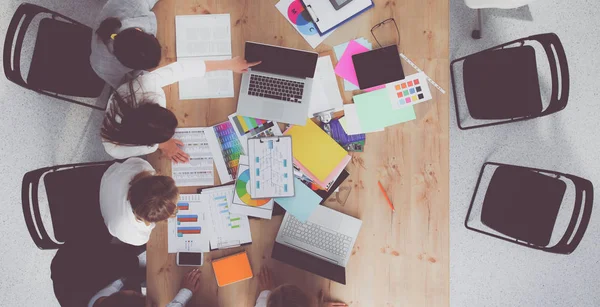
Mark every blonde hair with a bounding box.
[128,171,179,223]
[267,284,312,307]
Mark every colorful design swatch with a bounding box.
[235,169,271,207]
[287,0,318,36]
[212,121,244,179]
[231,115,272,136]
[386,72,433,109]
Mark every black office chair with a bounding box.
[4,3,106,110]
[22,161,116,250]
[450,33,569,130]
[465,162,593,254]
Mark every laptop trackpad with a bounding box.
[261,103,284,119]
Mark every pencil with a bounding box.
[377,181,396,213]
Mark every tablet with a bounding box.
[352,45,405,89]
[329,0,354,10]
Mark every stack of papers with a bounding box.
[167,186,252,253]
[308,55,344,118]
[333,38,371,91]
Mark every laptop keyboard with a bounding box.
[248,74,304,103]
[282,215,353,257]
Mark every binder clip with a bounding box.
[313,109,335,136]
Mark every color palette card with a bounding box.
[353,88,416,132]
[386,72,432,109]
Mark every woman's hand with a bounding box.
[228,56,261,73]
[257,265,274,293]
[181,269,202,294]
[158,138,190,163]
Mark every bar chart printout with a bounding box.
[167,195,213,253]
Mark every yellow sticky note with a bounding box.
[285,119,348,181]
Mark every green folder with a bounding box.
[353,88,416,132]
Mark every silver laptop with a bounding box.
[237,42,318,125]
[272,205,362,284]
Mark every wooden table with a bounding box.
[146,0,449,306]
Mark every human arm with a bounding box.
[88,279,124,307]
[166,269,202,307]
[139,57,261,88]
[103,141,158,159]
[254,290,271,307]
[255,266,274,307]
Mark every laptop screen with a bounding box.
[245,42,318,79]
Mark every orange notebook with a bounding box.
[212,251,253,287]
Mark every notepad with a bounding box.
[212,251,253,287]
[176,14,234,99]
[353,88,417,132]
[334,40,369,87]
[284,119,348,182]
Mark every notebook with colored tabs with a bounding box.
[284,119,348,182]
[212,251,253,287]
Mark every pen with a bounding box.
[377,181,395,213]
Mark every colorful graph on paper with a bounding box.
[168,195,213,253]
[248,136,295,198]
[214,194,240,229]
[201,186,252,250]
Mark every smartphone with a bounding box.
[176,252,204,266]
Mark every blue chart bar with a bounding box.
[215,195,226,201]
[218,202,228,207]
[220,209,228,214]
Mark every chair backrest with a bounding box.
[22,161,115,250]
[3,3,105,110]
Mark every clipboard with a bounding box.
[248,136,295,198]
[301,0,374,35]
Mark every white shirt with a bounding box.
[100,157,156,246]
[102,60,207,159]
[88,279,193,307]
[254,290,271,307]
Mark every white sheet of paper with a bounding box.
[248,137,295,198]
[168,194,213,253]
[171,128,214,187]
[230,155,274,219]
[178,56,234,99]
[200,185,253,250]
[308,56,344,118]
[176,14,234,99]
[275,0,333,49]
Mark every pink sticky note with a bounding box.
[334,40,369,87]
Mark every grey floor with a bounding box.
[450,0,600,306]
[1,0,600,306]
[0,0,110,306]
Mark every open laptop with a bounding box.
[237,42,318,125]
[271,205,362,284]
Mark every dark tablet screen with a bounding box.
[352,45,405,89]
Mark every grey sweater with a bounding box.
[90,0,160,89]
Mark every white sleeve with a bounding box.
[88,279,124,307]
[144,0,160,10]
[138,61,207,89]
[165,288,194,307]
[103,141,158,159]
[254,290,271,307]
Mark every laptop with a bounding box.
[237,42,318,125]
[271,205,362,284]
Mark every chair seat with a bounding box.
[481,166,566,246]
[44,164,112,244]
[463,46,543,120]
[27,18,104,97]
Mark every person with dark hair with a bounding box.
[101,56,259,162]
[50,240,201,307]
[100,157,179,246]
[255,266,348,307]
[91,0,163,88]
